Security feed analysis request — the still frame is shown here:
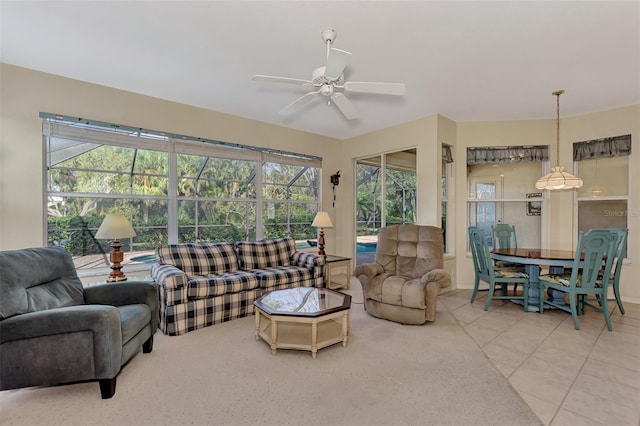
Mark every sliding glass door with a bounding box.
[355,149,416,264]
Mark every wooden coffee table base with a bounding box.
[254,307,349,359]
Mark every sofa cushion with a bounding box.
[158,242,238,275]
[253,266,312,289]
[0,247,84,320]
[187,271,261,300]
[117,303,151,345]
[235,237,295,270]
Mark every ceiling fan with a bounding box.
[252,29,406,120]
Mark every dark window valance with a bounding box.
[443,145,453,163]
[573,134,631,161]
[467,145,548,165]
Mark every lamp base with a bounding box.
[107,239,128,283]
[317,229,326,256]
[106,275,128,283]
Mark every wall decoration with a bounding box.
[526,192,542,216]
[330,170,341,208]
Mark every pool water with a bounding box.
[130,254,158,263]
[356,242,377,253]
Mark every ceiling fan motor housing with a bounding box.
[312,66,344,86]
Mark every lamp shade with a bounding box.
[94,214,137,239]
[535,166,583,190]
[311,211,333,228]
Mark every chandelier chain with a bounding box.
[553,89,564,167]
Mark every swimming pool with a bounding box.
[130,254,158,263]
[356,242,377,253]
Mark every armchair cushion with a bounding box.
[365,273,427,310]
[118,304,152,345]
[0,247,84,319]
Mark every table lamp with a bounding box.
[95,213,137,282]
[311,211,333,256]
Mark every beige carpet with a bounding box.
[0,281,541,426]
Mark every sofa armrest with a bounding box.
[84,282,159,334]
[354,263,384,279]
[420,269,451,289]
[151,264,187,289]
[292,251,325,269]
[150,263,188,306]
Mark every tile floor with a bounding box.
[440,289,640,425]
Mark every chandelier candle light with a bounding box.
[311,211,333,256]
[535,90,583,191]
[94,213,137,282]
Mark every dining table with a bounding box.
[491,248,577,311]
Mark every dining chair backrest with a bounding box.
[608,227,628,277]
[468,226,495,279]
[492,224,517,249]
[568,229,618,291]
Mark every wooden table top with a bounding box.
[491,248,576,261]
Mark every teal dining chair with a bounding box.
[492,223,518,250]
[538,229,618,331]
[606,227,628,315]
[580,227,629,316]
[491,223,525,292]
[468,226,529,311]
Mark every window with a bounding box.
[262,162,320,240]
[575,135,631,253]
[177,154,257,242]
[466,147,547,249]
[44,114,321,272]
[355,148,416,264]
[442,145,453,253]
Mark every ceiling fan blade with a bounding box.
[344,81,407,96]
[331,93,358,120]
[253,75,313,86]
[278,90,320,116]
[324,48,352,80]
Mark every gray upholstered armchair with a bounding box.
[354,225,451,324]
[0,247,158,399]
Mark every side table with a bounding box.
[324,255,351,290]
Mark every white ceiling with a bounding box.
[1,1,639,140]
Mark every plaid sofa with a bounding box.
[150,238,325,336]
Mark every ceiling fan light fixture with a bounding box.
[321,84,334,97]
[535,90,583,191]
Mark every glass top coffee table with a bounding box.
[253,287,351,359]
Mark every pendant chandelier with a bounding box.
[535,90,583,190]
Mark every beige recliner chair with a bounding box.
[354,225,451,324]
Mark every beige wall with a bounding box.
[2,63,639,302]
